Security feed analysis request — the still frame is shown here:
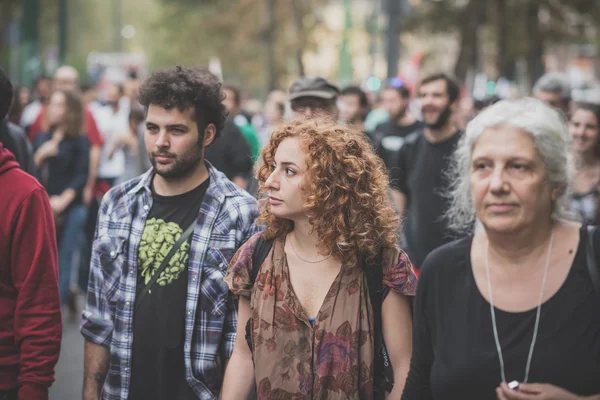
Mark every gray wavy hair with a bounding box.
[445,97,572,235]
[533,72,571,102]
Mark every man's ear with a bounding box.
[450,98,459,113]
[203,124,216,147]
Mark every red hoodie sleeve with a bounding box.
[85,108,104,147]
[27,107,47,143]
[11,187,62,400]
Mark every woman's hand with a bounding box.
[34,139,60,167]
[50,189,76,216]
[496,382,583,400]
[107,133,129,160]
[50,195,69,215]
[82,184,94,205]
[40,139,60,157]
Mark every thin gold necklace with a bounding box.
[288,234,333,264]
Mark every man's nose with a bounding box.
[155,130,169,148]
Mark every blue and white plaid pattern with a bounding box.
[81,164,259,400]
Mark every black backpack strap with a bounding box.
[245,236,274,353]
[365,252,394,394]
[586,226,600,293]
[251,236,274,284]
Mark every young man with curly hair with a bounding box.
[222,118,417,399]
[81,66,259,400]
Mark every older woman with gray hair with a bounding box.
[402,98,600,400]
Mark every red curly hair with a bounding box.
[256,117,400,266]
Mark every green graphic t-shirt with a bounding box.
[129,177,209,400]
[138,218,190,287]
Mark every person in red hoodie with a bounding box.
[0,69,62,399]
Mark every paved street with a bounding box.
[50,309,84,400]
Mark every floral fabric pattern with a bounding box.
[224,233,417,399]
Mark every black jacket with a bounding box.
[204,118,253,180]
[33,131,90,202]
[0,119,35,175]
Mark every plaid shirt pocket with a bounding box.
[94,234,127,302]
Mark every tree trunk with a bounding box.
[264,0,278,91]
[526,0,545,88]
[0,1,19,66]
[495,0,511,79]
[290,0,305,77]
[453,0,486,83]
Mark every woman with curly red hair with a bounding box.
[222,118,417,399]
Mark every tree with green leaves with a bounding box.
[146,0,328,96]
[404,0,600,86]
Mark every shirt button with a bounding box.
[188,310,192,316]
[192,277,197,282]
[125,367,129,372]
[143,205,149,211]
[126,301,130,306]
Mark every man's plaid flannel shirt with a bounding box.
[80,164,259,399]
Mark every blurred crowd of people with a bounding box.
[2,66,148,319]
[3,63,600,320]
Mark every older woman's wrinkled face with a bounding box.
[470,125,555,234]
[264,137,308,220]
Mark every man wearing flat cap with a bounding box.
[288,76,340,118]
